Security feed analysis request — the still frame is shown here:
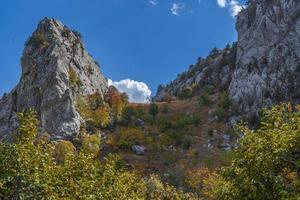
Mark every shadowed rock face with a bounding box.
[0,18,108,140]
[155,0,300,117]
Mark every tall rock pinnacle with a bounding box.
[0,18,108,140]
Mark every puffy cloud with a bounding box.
[170,3,185,16]
[229,0,243,16]
[217,0,227,7]
[108,79,151,103]
[216,0,243,17]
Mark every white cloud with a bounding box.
[108,79,151,103]
[216,0,243,17]
[217,0,227,7]
[149,0,157,6]
[170,3,185,16]
[229,0,243,16]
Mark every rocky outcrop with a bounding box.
[229,0,300,115]
[154,45,237,102]
[155,0,300,117]
[0,18,108,140]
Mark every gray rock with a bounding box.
[229,0,300,116]
[135,118,145,127]
[154,0,300,121]
[132,145,146,155]
[0,18,108,140]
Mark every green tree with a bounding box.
[149,103,159,119]
[204,104,300,200]
[0,110,196,199]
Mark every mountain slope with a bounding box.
[154,0,300,119]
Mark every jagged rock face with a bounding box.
[155,0,300,117]
[0,18,108,140]
[229,0,300,115]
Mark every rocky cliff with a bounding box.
[0,18,108,140]
[155,0,300,117]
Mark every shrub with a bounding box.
[0,111,194,199]
[54,140,76,164]
[81,134,100,156]
[190,115,201,127]
[145,174,198,200]
[204,104,300,200]
[182,135,193,149]
[161,151,178,165]
[185,167,211,195]
[25,33,49,48]
[72,29,82,39]
[165,129,184,145]
[219,92,231,110]
[178,87,193,99]
[163,93,176,102]
[116,128,145,149]
[149,103,159,119]
[158,117,173,132]
[69,68,82,88]
[93,106,111,128]
[212,107,228,122]
[14,109,39,144]
[198,92,212,106]
[105,86,128,119]
[121,106,137,126]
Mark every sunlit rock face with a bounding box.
[229,0,300,116]
[0,18,108,140]
[155,0,300,118]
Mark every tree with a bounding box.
[105,86,128,119]
[178,87,193,99]
[121,106,137,126]
[204,104,300,200]
[93,106,111,128]
[0,110,196,199]
[15,109,39,144]
[149,103,159,119]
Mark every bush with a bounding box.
[54,140,76,164]
[204,104,300,200]
[105,86,128,119]
[69,68,82,88]
[145,174,198,200]
[212,107,228,122]
[149,103,159,119]
[25,33,49,48]
[198,92,212,107]
[178,87,193,99]
[219,92,231,110]
[72,29,82,39]
[93,106,111,128]
[158,117,173,132]
[121,106,137,126]
[115,128,145,150]
[0,110,195,199]
[81,134,100,156]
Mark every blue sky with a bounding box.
[0,0,245,102]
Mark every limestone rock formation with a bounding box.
[0,18,108,140]
[229,0,300,115]
[155,0,300,118]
